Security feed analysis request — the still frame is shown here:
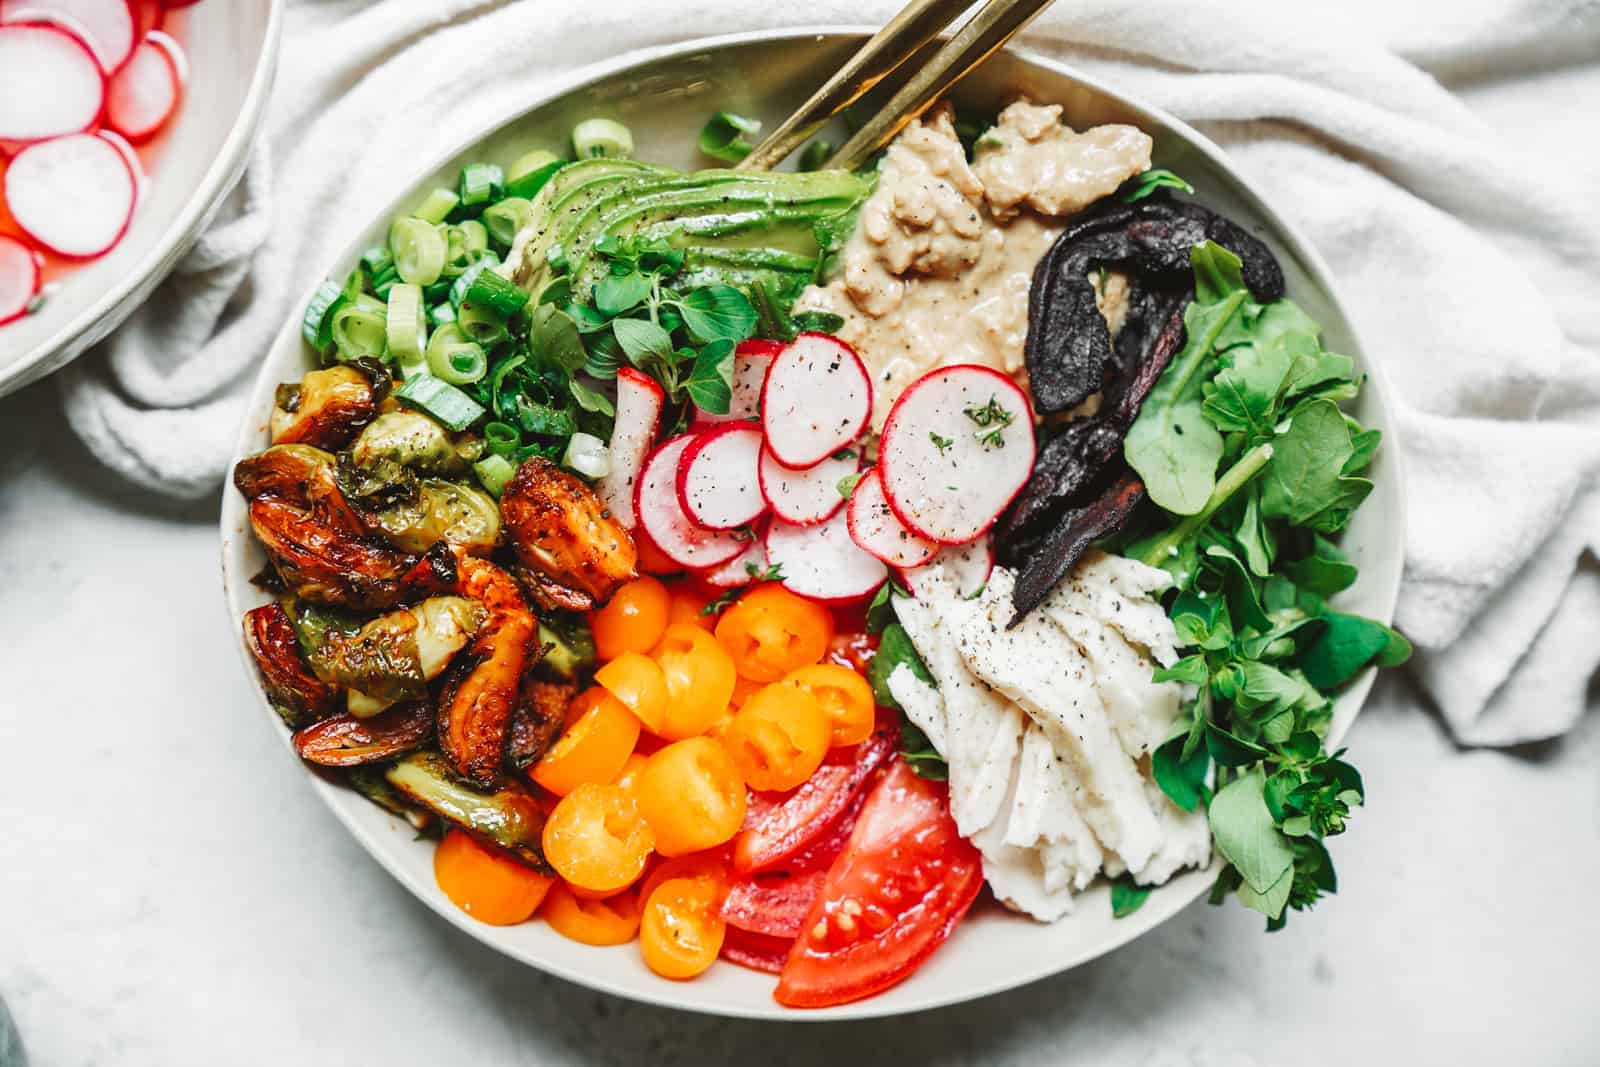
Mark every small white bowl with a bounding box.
[0,0,282,396]
[220,28,1405,1020]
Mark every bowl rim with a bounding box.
[219,24,1407,1021]
[0,0,286,394]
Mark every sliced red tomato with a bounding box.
[732,728,893,874]
[774,761,984,1009]
[720,868,826,939]
[826,631,878,674]
[720,926,792,974]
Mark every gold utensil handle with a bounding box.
[737,0,971,172]
[826,0,1054,171]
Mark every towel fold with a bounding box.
[60,0,1600,745]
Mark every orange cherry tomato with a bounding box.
[731,675,764,708]
[612,751,650,794]
[641,876,726,980]
[433,829,553,926]
[592,576,670,660]
[635,529,683,576]
[595,651,669,734]
[714,584,834,683]
[635,737,747,857]
[638,850,729,910]
[541,883,642,946]
[667,585,716,630]
[653,622,736,740]
[541,783,654,895]
[783,663,876,747]
[531,687,641,796]
[721,682,831,791]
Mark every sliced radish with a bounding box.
[132,0,162,38]
[676,423,765,530]
[106,34,180,142]
[692,339,778,426]
[758,445,858,526]
[760,332,872,468]
[765,512,887,605]
[596,367,663,529]
[847,467,938,569]
[879,365,1036,545]
[705,536,768,588]
[635,434,748,569]
[0,235,40,325]
[0,0,134,73]
[5,133,136,259]
[0,23,104,143]
[897,536,995,600]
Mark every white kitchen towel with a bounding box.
[59,0,1600,745]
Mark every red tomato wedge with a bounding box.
[720,868,826,939]
[774,761,984,1009]
[720,926,792,975]
[731,728,893,874]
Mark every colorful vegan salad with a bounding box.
[233,96,1408,1008]
[0,0,198,326]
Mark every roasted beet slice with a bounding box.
[293,701,435,767]
[1009,473,1147,625]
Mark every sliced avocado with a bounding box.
[501,158,666,289]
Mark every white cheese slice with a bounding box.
[1047,606,1181,760]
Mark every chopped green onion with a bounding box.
[371,264,400,300]
[506,148,559,183]
[455,301,507,345]
[411,187,460,225]
[428,302,457,327]
[385,282,427,373]
[360,244,395,276]
[330,296,388,362]
[483,420,520,456]
[572,117,633,159]
[449,257,497,309]
[505,159,565,200]
[698,111,761,164]
[341,266,368,301]
[457,219,489,258]
[482,197,534,248]
[301,280,346,353]
[395,373,485,432]
[425,322,489,385]
[463,269,529,319]
[441,224,478,277]
[473,454,518,498]
[457,162,504,208]
[563,432,610,479]
[389,217,447,286]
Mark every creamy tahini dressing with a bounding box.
[795,100,1151,427]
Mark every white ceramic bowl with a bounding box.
[0,0,282,396]
[220,28,1406,1020]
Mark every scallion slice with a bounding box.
[448,258,497,309]
[572,117,633,159]
[425,322,488,385]
[395,373,485,432]
[481,197,533,248]
[458,162,504,208]
[330,297,388,362]
[472,454,518,498]
[563,432,611,479]
[360,244,395,276]
[505,159,565,200]
[428,302,457,327]
[483,420,520,456]
[458,219,490,258]
[389,217,447,286]
[455,301,507,345]
[301,280,346,353]
[506,148,559,183]
[463,269,529,319]
[412,187,460,225]
[385,282,427,372]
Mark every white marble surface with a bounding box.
[1,381,1597,1066]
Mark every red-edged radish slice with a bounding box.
[132,0,162,38]
[847,467,938,569]
[897,536,995,600]
[760,332,871,468]
[0,234,40,325]
[757,445,857,526]
[692,339,778,426]
[97,128,145,185]
[5,133,136,259]
[158,0,202,8]
[106,34,180,142]
[705,536,768,589]
[636,434,748,569]
[879,365,1036,545]
[0,23,104,143]
[765,512,887,605]
[0,0,134,73]
[676,423,765,530]
[596,367,663,529]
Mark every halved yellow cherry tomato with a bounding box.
[541,883,642,946]
[721,682,831,791]
[541,783,654,895]
[714,584,834,682]
[653,623,736,739]
[593,576,670,660]
[667,586,715,630]
[638,850,729,911]
[531,687,641,796]
[434,829,553,926]
[595,651,669,733]
[635,737,747,856]
[611,751,650,795]
[730,675,764,708]
[641,876,726,980]
[783,663,875,747]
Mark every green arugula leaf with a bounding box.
[593,271,652,317]
[567,376,614,416]
[868,622,934,710]
[684,338,736,414]
[1153,654,1210,687]
[792,310,845,335]
[1205,721,1271,767]
[1236,864,1292,922]
[1301,612,1412,689]
[611,317,674,368]
[528,305,588,373]
[899,718,949,781]
[1119,167,1195,203]
[865,578,910,635]
[1152,727,1211,812]
[677,285,757,345]
[1208,771,1294,895]
[1260,398,1374,532]
[1284,534,1358,596]
[1110,874,1154,918]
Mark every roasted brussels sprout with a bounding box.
[385,752,550,869]
[361,478,501,556]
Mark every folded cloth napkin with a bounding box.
[60,0,1600,745]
